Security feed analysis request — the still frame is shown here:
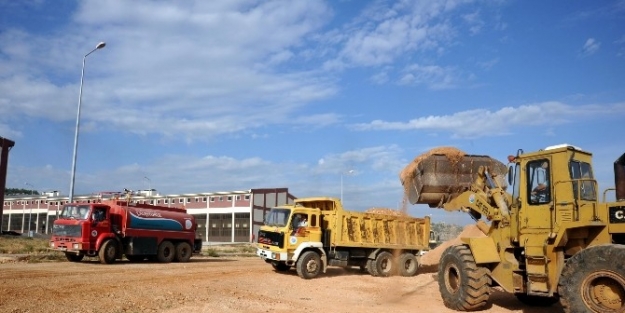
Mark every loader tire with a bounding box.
[515,293,559,307]
[372,251,395,277]
[296,251,321,279]
[398,252,419,277]
[65,252,84,262]
[174,242,193,262]
[157,241,175,263]
[98,239,117,264]
[438,245,490,311]
[558,244,625,313]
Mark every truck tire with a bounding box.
[515,293,559,307]
[157,241,175,263]
[365,259,376,276]
[438,245,490,311]
[372,251,395,277]
[65,252,84,262]
[398,252,419,277]
[272,262,290,272]
[99,240,117,264]
[558,244,625,313]
[175,242,193,262]
[296,251,321,279]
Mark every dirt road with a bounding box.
[0,256,561,313]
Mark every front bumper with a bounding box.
[257,248,288,261]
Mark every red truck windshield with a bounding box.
[60,205,91,220]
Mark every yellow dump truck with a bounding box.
[256,197,431,279]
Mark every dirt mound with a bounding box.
[365,208,408,216]
[419,224,486,273]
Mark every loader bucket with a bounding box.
[400,150,507,207]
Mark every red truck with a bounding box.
[50,199,202,264]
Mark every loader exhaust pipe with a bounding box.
[615,153,625,201]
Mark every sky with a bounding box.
[1,0,624,225]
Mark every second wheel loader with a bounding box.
[401,144,625,313]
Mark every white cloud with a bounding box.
[398,64,458,89]
[349,102,625,138]
[581,38,601,56]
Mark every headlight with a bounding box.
[72,243,81,250]
[50,242,54,248]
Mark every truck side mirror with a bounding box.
[507,165,514,185]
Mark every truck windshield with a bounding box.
[60,205,91,220]
[264,208,291,227]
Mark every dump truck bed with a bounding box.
[324,210,431,250]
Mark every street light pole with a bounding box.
[69,42,106,204]
[340,169,354,204]
[25,182,34,236]
[144,176,151,191]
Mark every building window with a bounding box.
[227,196,232,201]
[236,195,241,200]
[202,197,207,202]
[150,200,154,204]
[187,198,191,202]
[179,198,184,203]
[157,200,161,204]
[210,197,215,202]
[244,195,250,200]
[219,196,223,201]
[195,197,199,202]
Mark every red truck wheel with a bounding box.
[99,240,117,264]
[65,252,84,262]
[157,241,175,263]
[175,242,192,262]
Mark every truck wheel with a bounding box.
[175,242,193,262]
[515,293,559,307]
[296,251,321,279]
[398,252,419,277]
[65,252,84,262]
[98,240,117,264]
[438,245,490,311]
[272,262,290,272]
[365,259,376,276]
[157,241,175,263]
[372,251,395,277]
[558,244,625,313]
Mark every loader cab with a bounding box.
[509,144,598,231]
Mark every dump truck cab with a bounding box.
[257,203,324,272]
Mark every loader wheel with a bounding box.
[558,244,625,313]
[174,242,193,262]
[515,293,559,307]
[398,253,419,277]
[296,251,321,279]
[272,262,290,272]
[438,245,491,311]
[372,251,395,277]
[157,241,175,263]
[65,252,84,262]
[98,240,117,264]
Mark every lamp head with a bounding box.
[96,42,106,49]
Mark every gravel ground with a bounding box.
[0,256,563,313]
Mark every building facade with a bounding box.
[1,187,295,243]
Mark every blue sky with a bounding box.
[2,0,624,225]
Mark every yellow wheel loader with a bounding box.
[401,144,625,313]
